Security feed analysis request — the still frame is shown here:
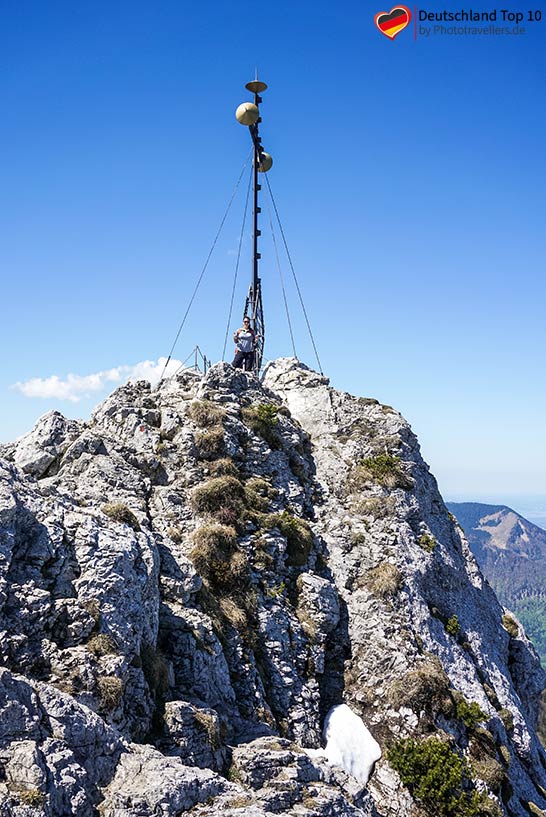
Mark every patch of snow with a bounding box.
[322,704,382,784]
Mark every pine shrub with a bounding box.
[349,453,413,491]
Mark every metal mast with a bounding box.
[235,75,273,374]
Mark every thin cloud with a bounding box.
[11,357,184,403]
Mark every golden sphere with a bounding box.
[257,152,273,173]
[235,102,259,126]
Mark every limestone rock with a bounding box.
[0,357,543,816]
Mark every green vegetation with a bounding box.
[387,737,502,817]
[364,562,403,599]
[87,633,118,657]
[102,502,141,532]
[537,690,546,748]
[510,598,546,667]
[350,452,413,491]
[188,399,225,427]
[453,694,487,729]
[242,402,281,449]
[501,613,519,639]
[267,511,313,566]
[418,533,437,552]
[445,615,461,637]
[97,676,124,711]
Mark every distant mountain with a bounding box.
[447,501,546,668]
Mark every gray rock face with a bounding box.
[0,358,544,816]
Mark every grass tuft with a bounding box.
[102,502,141,531]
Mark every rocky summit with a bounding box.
[0,357,545,817]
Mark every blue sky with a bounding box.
[1,0,545,508]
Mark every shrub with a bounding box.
[102,502,141,532]
[454,694,487,729]
[194,426,225,460]
[97,676,123,711]
[188,399,225,427]
[365,563,403,598]
[267,511,313,566]
[501,613,519,639]
[418,533,437,552]
[88,633,118,657]
[387,736,502,817]
[350,453,413,491]
[140,642,170,697]
[191,476,245,519]
[242,403,281,449]
[446,615,461,637]
[388,658,451,714]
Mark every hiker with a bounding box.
[232,316,257,371]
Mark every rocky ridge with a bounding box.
[0,357,544,816]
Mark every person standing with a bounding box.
[232,316,257,371]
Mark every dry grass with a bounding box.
[140,642,170,697]
[189,524,249,590]
[188,399,225,427]
[17,789,44,806]
[501,613,519,638]
[167,526,183,544]
[102,502,141,532]
[388,657,451,714]
[193,709,221,750]
[194,426,225,460]
[191,476,245,518]
[364,562,403,598]
[97,676,123,711]
[88,633,118,657]
[208,457,239,477]
[354,495,396,519]
[471,757,506,791]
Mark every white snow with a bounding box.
[320,703,382,784]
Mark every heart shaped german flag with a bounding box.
[374,5,412,39]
